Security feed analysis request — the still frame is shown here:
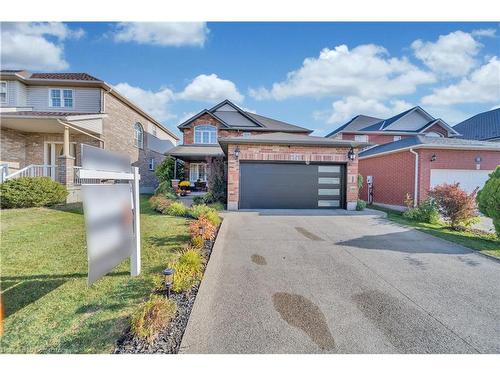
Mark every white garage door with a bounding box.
[430,169,493,193]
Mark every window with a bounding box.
[354,134,368,142]
[134,122,144,148]
[189,163,207,182]
[0,81,7,103]
[149,158,155,171]
[393,135,402,141]
[50,88,73,108]
[194,125,217,144]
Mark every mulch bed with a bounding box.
[114,239,215,354]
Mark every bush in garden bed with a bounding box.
[476,167,500,237]
[166,201,188,217]
[189,215,217,241]
[356,199,366,211]
[0,177,68,208]
[149,195,174,214]
[130,295,177,342]
[178,248,204,274]
[402,198,440,224]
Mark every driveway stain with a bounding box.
[295,227,324,241]
[405,255,426,269]
[352,290,475,353]
[272,292,335,351]
[251,254,267,265]
[456,256,480,267]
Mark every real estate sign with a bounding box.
[79,145,141,285]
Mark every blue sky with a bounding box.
[2,22,499,136]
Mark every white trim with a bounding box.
[189,162,208,182]
[418,119,460,136]
[49,88,74,109]
[409,148,419,207]
[0,81,7,104]
[359,144,500,160]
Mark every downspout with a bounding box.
[409,148,418,207]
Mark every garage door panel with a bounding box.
[430,169,493,193]
[239,162,345,209]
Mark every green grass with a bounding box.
[0,195,190,353]
[370,205,500,259]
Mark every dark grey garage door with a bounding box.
[239,162,345,209]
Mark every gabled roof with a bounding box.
[178,99,312,133]
[359,135,500,158]
[29,72,101,81]
[453,108,500,141]
[325,115,382,137]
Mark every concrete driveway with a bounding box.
[180,209,500,354]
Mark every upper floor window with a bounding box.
[134,122,144,149]
[194,125,217,144]
[354,134,368,142]
[50,89,73,108]
[0,81,7,103]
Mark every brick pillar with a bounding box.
[346,157,359,211]
[226,144,239,210]
[57,155,75,187]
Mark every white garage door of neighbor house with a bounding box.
[430,169,493,193]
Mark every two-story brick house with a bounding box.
[324,106,500,209]
[0,70,179,200]
[167,100,367,210]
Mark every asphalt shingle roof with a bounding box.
[29,72,101,81]
[453,108,500,141]
[359,135,500,158]
[325,115,382,137]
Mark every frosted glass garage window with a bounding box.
[318,200,340,207]
[318,177,340,184]
[318,166,340,173]
[318,189,340,196]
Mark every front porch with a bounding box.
[0,113,104,202]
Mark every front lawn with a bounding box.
[0,195,190,353]
[370,205,500,259]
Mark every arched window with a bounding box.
[194,125,217,144]
[425,131,443,138]
[134,122,144,148]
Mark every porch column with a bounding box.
[63,126,70,157]
[58,126,75,188]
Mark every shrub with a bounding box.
[155,156,184,185]
[208,202,224,211]
[154,181,178,199]
[356,199,366,211]
[178,248,204,273]
[168,261,203,293]
[429,183,478,230]
[192,195,205,205]
[402,199,440,224]
[207,157,227,203]
[204,211,222,227]
[166,201,188,217]
[190,235,204,249]
[149,195,173,214]
[476,166,500,237]
[130,295,177,342]
[0,177,68,208]
[189,215,217,240]
[188,204,216,219]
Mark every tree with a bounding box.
[155,156,184,184]
[207,156,227,203]
[429,183,478,230]
[477,166,500,237]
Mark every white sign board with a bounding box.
[79,145,141,286]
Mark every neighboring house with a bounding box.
[167,100,367,210]
[326,106,459,145]
[453,108,500,142]
[358,136,500,209]
[0,70,178,200]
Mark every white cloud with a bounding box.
[411,30,483,77]
[176,74,244,103]
[471,28,497,38]
[317,96,413,125]
[421,57,500,106]
[113,22,209,47]
[0,22,84,71]
[249,44,435,101]
[113,82,176,122]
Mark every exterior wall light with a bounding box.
[475,156,482,163]
[347,147,355,161]
[430,154,437,162]
[234,146,240,159]
[163,268,175,299]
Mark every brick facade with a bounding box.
[226,143,359,210]
[359,149,500,207]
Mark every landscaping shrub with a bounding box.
[207,157,227,203]
[149,195,174,214]
[130,295,177,342]
[190,235,204,249]
[192,195,205,205]
[154,181,178,199]
[155,156,184,185]
[429,183,478,230]
[168,261,203,293]
[189,215,217,240]
[476,166,500,237]
[178,248,204,274]
[166,201,188,217]
[356,199,366,211]
[192,192,225,207]
[208,202,224,211]
[0,177,68,208]
[402,199,440,224]
[188,204,216,219]
[204,210,222,227]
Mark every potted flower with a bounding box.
[178,180,191,196]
